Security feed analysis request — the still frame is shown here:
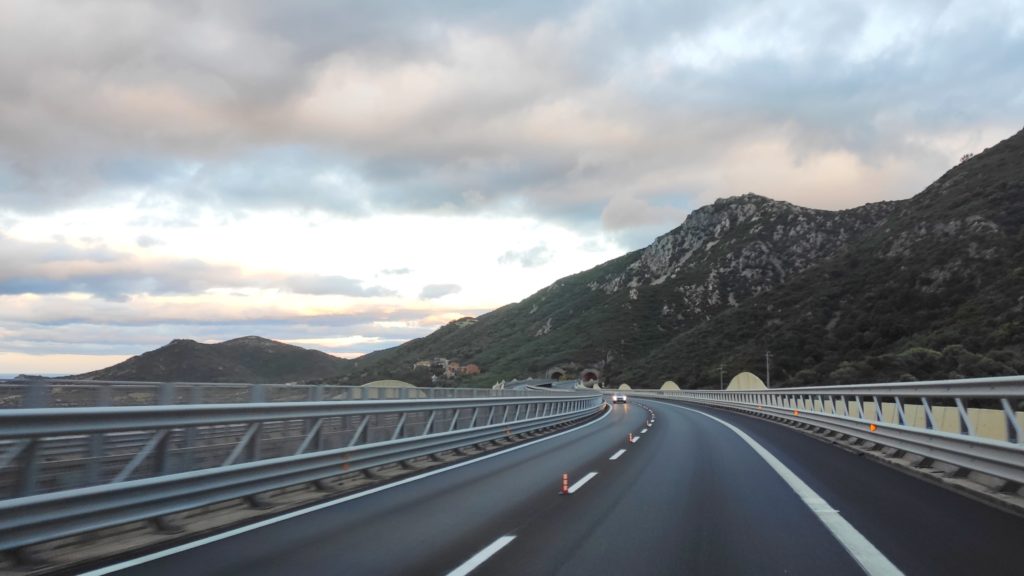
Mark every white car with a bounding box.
[611,393,628,404]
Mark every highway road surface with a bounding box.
[82,398,1024,576]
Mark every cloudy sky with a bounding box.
[2,0,1023,374]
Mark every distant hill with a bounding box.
[73,336,350,383]
[321,126,1024,389]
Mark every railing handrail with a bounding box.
[0,394,601,438]
[0,380,582,409]
[673,375,1024,398]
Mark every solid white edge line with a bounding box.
[79,408,611,576]
[567,471,598,494]
[446,535,516,576]
[609,449,626,461]
[656,401,903,576]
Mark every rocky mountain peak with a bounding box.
[586,192,896,319]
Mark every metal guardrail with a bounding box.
[624,376,1024,487]
[0,379,553,409]
[0,392,603,551]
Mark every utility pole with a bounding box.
[719,364,724,390]
[765,351,773,389]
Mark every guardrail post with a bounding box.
[158,383,175,405]
[250,384,266,403]
[954,398,975,436]
[921,397,936,430]
[14,440,39,497]
[348,415,370,447]
[872,396,883,422]
[391,413,408,441]
[248,421,263,462]
[303,386,325,451]
[86,386,113,484]
[422,411,437,436]
[23,383,48,408]
[154,384,176,475]
[1001,399,1022,444]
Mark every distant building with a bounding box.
[415,358,481,378]
[431,358,450,378]
[446,361,461,378]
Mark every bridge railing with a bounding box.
[0,392,603,551]
[624,376,1024,488]
[0,379,560,409]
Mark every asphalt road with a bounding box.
[85,398,1024,576]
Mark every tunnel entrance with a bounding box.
[545,367,566,380]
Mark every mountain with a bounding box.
[326,126,1024,389]
[73,336,350,383]
[625,128,1024,387]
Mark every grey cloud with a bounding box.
[284,275,396,297]
[498,245,552,268]
[136,235,162,248]
[1,0,1023,231]
[419,284,461,300]
[381,268,411,275]
[0,234,392,299]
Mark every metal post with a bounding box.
[391,413,408,441]
[894,397,907,426]
[157,383,175,475]
[24,382,48,408]
[422,411,437,436]
[954,398,975,436]
[765,352,772,389]
[15,440,39,497]
[349,415,371,447]
[1001,398,1022,444]
[921,397,935,430]
[250,384,266,403]
[87,385,112,484]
